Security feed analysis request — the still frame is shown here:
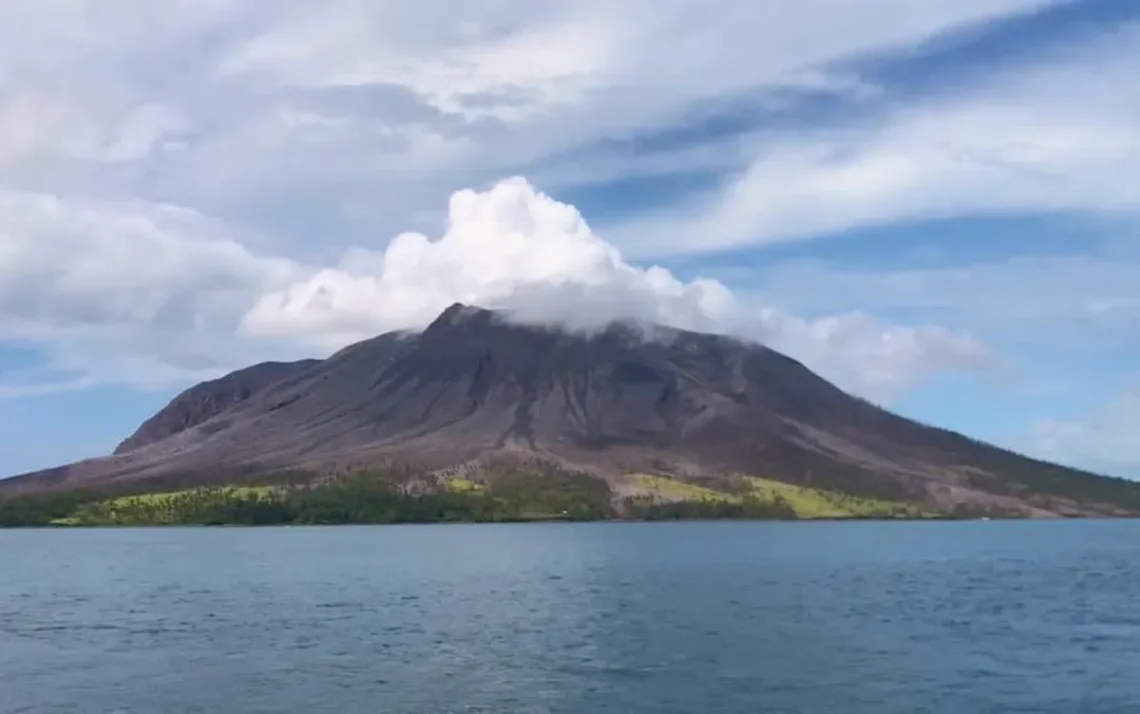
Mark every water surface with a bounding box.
[2,521,1138,713]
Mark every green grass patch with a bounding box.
[740,476,929,518]
[626,473,740,503]
[622,472,929,519]
[444,478,486,493]
[102,485,275,508]
[73,485,283,526]
[47,516,82,526]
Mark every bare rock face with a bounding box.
[5,303,1140,516]
[114,360,321,454]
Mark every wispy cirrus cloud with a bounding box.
[0,1,1064,216]
[608,21,1140,257]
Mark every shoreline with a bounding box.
[4,514,1124,530]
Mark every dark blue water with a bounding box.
[2,521,1138,713]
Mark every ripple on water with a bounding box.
[0,521,1138,714]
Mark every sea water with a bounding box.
[2,520,1137,713]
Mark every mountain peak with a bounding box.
[425,302,497,331]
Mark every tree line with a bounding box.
[0,467,616,528]
[0,466,830,528]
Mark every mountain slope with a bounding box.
[4,304,1138,517]
[114,359,320,454]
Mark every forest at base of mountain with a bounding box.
[0,464,1025,528]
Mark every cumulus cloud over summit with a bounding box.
[240,178,990,399]
[242,178,736,345]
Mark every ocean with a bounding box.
[2,520,1137,713]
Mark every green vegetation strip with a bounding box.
[741,476,930,518]
[0,467,936,528]
[0,467,612,528]
[621,473,930,520]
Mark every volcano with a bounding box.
[4,303,1138,517]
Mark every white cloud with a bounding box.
[611,22,1140,256]
[0,190,300,387]
[1031,389,1140,478]
[242,177,991,400]
[689,250,1140,408]
[208,0,1060,206]
[222,6,619,123]
[712,248,1140,344]
[0,378,95,400]
[219,0,1054,109]
[0,178,990,400]
[747,308,992,399]
[241,177,735,344]
[0,1,1063,223]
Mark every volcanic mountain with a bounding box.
[4,303,1139,516]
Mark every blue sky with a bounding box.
[1,0,1138,479]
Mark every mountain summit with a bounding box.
[4,303,1138,516]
